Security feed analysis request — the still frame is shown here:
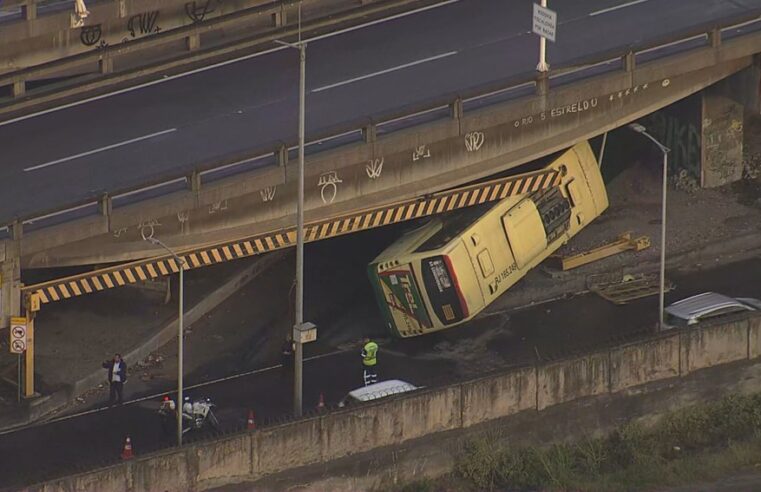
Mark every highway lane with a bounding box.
[1,256,760,488]
[1,0,760,224]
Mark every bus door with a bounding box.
[376,266,433,336]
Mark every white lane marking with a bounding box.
[312,51,458,93]
[589,0,649,17]
[0,0,461,128]
[23,128,177,172]
[0,349,346,435]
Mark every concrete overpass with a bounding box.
[1,0,761,327]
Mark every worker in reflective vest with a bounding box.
[361,338,379,386]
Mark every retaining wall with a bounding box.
[23,313,761,492]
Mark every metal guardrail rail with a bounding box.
[3,9,761,235]
[21,166,560,304]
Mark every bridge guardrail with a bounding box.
[5,9,761,234]
[0,0,445,98]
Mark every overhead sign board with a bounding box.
[10,317,27,354]
[533,3,557,42]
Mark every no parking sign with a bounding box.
[9,317,27,354]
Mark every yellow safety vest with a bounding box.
[362,341,378,367]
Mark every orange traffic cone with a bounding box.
[247,410,256,430]
[317,392,326,411]
[121,436,134,460]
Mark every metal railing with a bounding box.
[4,9,761,233]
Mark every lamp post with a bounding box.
[275,4,307,417]
[628,123,670,329]
[145,236,185,445]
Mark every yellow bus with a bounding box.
[367,141,608,338]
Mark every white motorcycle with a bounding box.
[158,396,221,436]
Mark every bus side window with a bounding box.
[477,249,494,278]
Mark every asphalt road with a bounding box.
[1,0,760,223]
[1,256,760,488]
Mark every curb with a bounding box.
[2,251,286,430]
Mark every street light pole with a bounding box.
[145,236,185,445]
[275,5,307,417]
[293,39,306,417]
[628,123,670,329]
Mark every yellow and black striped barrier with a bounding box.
[23,167,561,305]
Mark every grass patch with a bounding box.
[397,392,761,491]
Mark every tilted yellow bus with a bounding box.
[367,141,608,338]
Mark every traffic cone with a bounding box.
[247,410,256,430]
[317,392,326,412]
[121,436,134,460]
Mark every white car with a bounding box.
[337,379,420,407]
[664,292,761,328]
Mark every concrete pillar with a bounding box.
[622,52,635,72]
[98,194,112,216]
[99,56,113,74]
[450,98,463,120]
[708,28,721,49]
[187,171,201,193]
[272,8,285,27]
[701,79,745,188]
[1,226,22,330]
[276,144,288,167]
[22,2,37,20]
[362,124,377,143]
[12,80,26,98]
[186,33,201,52]
[535,71,549,96]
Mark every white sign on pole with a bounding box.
[10,317,27,354]
[533,3,557,42]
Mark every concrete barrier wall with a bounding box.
[682,318,749,373]
[461,366,536,427]
[537,351,609,410]
[195,433,252,488]
[30,313,761,492]
[610,333,680,392]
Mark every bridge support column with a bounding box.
[700,61,760,187]
[644,64,759,189]
[700,78,745,187]
[1,225,22,330]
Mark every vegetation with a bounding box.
[393,392,761,491]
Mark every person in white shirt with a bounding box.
[102,353,128,406]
